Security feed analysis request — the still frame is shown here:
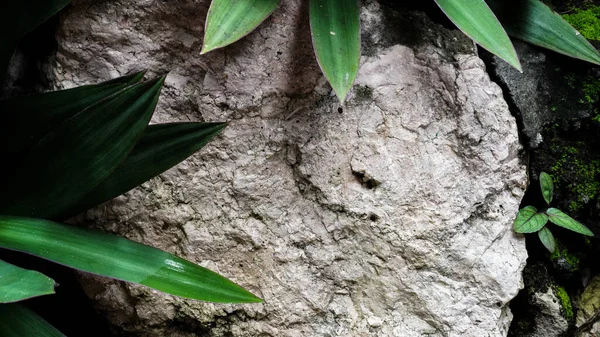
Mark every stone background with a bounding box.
[48,0,528,336]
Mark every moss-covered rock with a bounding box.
[576,276,600,327]
[563,6,600,41]
[554,285,574,321]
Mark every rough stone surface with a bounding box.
[488,41,596,149]
[51,1,527,336]
[576,276,600,329]
[529,288,569,337]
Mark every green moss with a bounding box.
[550,243,580,270]
[583,75,600,105]
[564,73,577,89]
[550,144,600,212]
[554,285,574,321]
[563,6,600,41]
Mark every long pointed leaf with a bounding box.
[0,71,146,153]
[201,0,280,54]
[0,259,55,303]
[487,0,600,65]
[14,1,72,37]
[61,122,227,218]
[435,0,521,71]
[546,208,594,236]
[0,77,164,219]
[309,0,360,102]
[539,171,554,205]
[0,1,71,83]
[513,205,548,233]
[0,216,262,303]
[538,226,556,253]
[0,303,65,337]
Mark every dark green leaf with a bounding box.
[513,205,548,233]
[0,216,262,303]
[487,0,600,65]
[0,260,55,303]
[0,303,65,337]
[547,208,594,236]
[0,77,164,219]
[0,1,71,84]
[61,122,227,218]
[310,0,361,102]
[435,0,521,70]
[537,226,556,253]
[0,71,146,153]
[14,1,72,37]
[539,171,553,205]
[202,0,280,53]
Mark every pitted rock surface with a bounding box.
[51,1,527,336]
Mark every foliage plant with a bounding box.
[0,2,260,336]
[201,0,600,103]
[513,172,594,253]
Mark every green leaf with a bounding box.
[14,1,72,37]
[201,0,280,54]
[309,0,361,102]
[539,171,554,205]
[513,205,548,233]
[0,216,262,303]
[537,226,556,253]
[0,77,164,219]
[0,71,146,153]
[0,260,55,303]
[0,303,65,337]
[0,1,71,83]
[486,0,600,65]
[61,122,227,219]
[546,208,594,236]
[434,0,521,71]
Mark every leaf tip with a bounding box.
[200,45,213,55]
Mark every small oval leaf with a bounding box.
[435,0,521,71]
[309,0,361,102]
[0,259,55,303]
[0,303,65,337]
[513,205,548,233]
[202,0,280,53]
[0,216,262,303]
[539,171,554,205]
[547,208,594,236]
[537,226,556,253]
[486,0,600,65]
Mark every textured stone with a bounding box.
[576,276,600,328]
[529,288,569,337]
[51,0,527,336]
[488,41,597,148]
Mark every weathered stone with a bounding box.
[576,276,600,328]
[488,40,597,148]
[51,0,527,336]
[530,287,570,337]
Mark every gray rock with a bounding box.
[575,276,600,335]
[51,1,527,336]
[488,41,595,148]
[529,287,569,337]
